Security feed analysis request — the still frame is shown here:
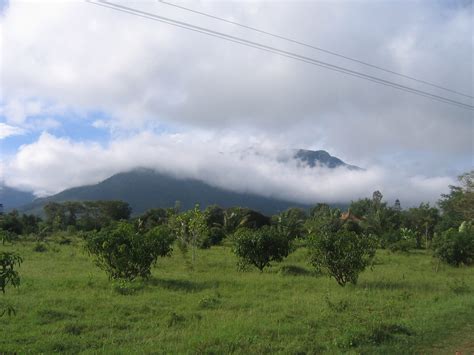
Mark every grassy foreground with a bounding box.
[1,239,473,354]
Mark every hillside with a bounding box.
[294,149,361,170]
[0,186,36,211]
[20,169,312,215]
[18,149,356,215]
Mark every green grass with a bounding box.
[1,238,473,354]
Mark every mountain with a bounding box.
[18,149,356,216]
[0,186,36,211]
[294,149,361,170]
[20,169,312,216]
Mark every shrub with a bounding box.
[232,226,292,271]
[33,242,48,252]
[308,230,376,286]
[0,252,22,293]
[1,252,22,316]
[84,222,174,280]
[388,239,415,253]
[432,227,474,266]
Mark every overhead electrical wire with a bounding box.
[158,0,474,100]
[87,0,474,111]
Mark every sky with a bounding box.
[0,0,473,206]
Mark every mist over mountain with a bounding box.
[16,149,354,215]
[20,169,315,216]
[293,149,361,170]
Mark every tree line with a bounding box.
[1,171,473,298]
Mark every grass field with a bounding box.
[1,238,474,354]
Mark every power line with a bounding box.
[158,0,474,100]
[87,0,474,111]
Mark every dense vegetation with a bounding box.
[0,170,472,352]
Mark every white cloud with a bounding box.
[1,1,472,160]
[2,131,455,206]
[0,122,25,139]
[0,0,471,201]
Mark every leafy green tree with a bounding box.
[308,230,376,286]
[171,205,208,265]
[348,199,373,219]
[84,222,174,280]
[403,203,440,248]
[0,252,22,293]
[0,252,22,316]
[232,226,292,271]
[304,207,342,236]
[438,171,474,231]
[44,202,67,231]
[138,208,168,232]
[273,207,307,240]
[20,214,42,235]
[45,200,131,232]
[0,210,23,235]
[432,224,474,267]
[224,207,271,234]
[309,203,333,219]
[203,205,226,245]
[387,228,416,253]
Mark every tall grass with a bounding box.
[1,238,473,353]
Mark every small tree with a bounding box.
[0,252,22,316]
[84,222,174,281]
[171,205,208,265]
[432,224,474,267]
[232,226,292,271]
[308,230,376,286]
[273,208,307,240]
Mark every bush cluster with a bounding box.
[432,226,474,266]
[83,222,174,280]
[308,230,376,286]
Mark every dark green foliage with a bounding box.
[403,203,440,248]
[387,228,417,252]
[204,205,225,228]
[338,323,413,348]
[203,205,226,246]
[224,207,271,234]
[232,226,292,271]
[388,239,415,253]
[305,207,343,236]
[447,278,471,294]
[166,312,186,327]
[83,222,174,280]
[432,226,474,266]
[1,252,22,317]
[273,207,307,240]
[278,265,312,276]
[33,243,48,253]
[308,230,376,286]
[206,226,226,246]
[44,200,131,232]
[0,210,24,235]
[437,171,474,231]
[0,210,41,239]
[0,229,18,244]
[137,208,168,232]
[170,204,209,267]
[0,252,22,293]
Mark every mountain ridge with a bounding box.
[19,169,313,216]
[8,149,357,215]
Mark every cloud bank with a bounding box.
[1,131,455,206]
